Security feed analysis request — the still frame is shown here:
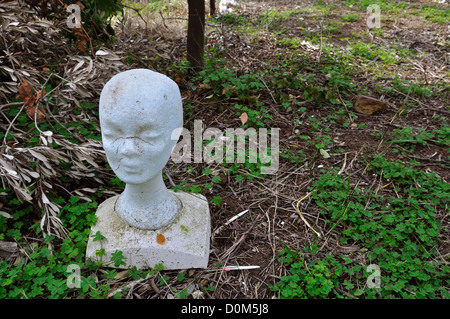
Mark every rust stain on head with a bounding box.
[101,79,124,114]
[109,81,123,105]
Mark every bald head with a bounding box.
[99,68,183,133]
[99,69,183,185]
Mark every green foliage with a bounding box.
[272,157,449,299]
[342,13,359,23]
[196,56,265,101]
[124,0,184,18]
[275,37,301,49]
[81,0,123,35]
[0,191,167,299]
[259,8,302,26]
[280,149,306,166]
[61,196,98,232]
[216,13,248,25]
[232,103,272,128]
[271,248,369,299]
[387,78,435,98]
[434,123,450,147]
[4,99,101,146]
[82,0,123,20]
[344,0,411,13]
[110,250,127,267]
[388,126,436,152]
[410,5,450,24]
[351,42,400,65]
[211,196,222,206]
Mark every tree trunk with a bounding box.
[210,0,215,15]
[187,0,205,70]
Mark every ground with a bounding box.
[0,0,448,299]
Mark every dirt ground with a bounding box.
[104,0,448,299]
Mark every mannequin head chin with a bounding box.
[116,168,162,186]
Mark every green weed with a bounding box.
[343,13,360,23]
[410,5,450,24]
[0,191,164,299]
[272,156,449,299]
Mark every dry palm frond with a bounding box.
[0,1,128,239]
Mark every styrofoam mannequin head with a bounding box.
[98,69,183,230]
[99,69,183,185]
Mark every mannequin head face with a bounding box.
[99,69,183,185]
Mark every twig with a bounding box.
[336,85,353,123]
[256,74,276,105]
[317,19,323,63]
[338,152,347,175]
[107,272,155,299]
[122,4,148,29]
[391,87,450,115]
[295,189,321,238]
[262,203,275,264]
[159,10,168,30]
[221,233,246,259]
[2,103,25,146]
[163,168,176,187]
[213,209,249,237]
[32,73,53,137]
[205,265,260,272]
[1,45,24,146]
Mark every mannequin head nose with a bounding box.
[120,138,140,157]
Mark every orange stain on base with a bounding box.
[156,234,166,245]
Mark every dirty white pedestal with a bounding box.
[86,191,210,270]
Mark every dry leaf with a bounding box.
[114,270,130,280]
[35,89,44,100]
[29,149,47,162]
[320,149,330,159]
[26,104,46,122]
[76,38,88,52]
[18,81,47,122]
[174,76,183,84]
[0,212,13,219]
[199,83,210,90]
[240,112,248,125]
[73,28,87,52]
[222,85,236,96]
[18,80,32,101]
[76,1,85,11]
[95,50,109,56]
[40,135,48,146]
[18,80,36,106]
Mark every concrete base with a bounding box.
[85,191,210,270]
